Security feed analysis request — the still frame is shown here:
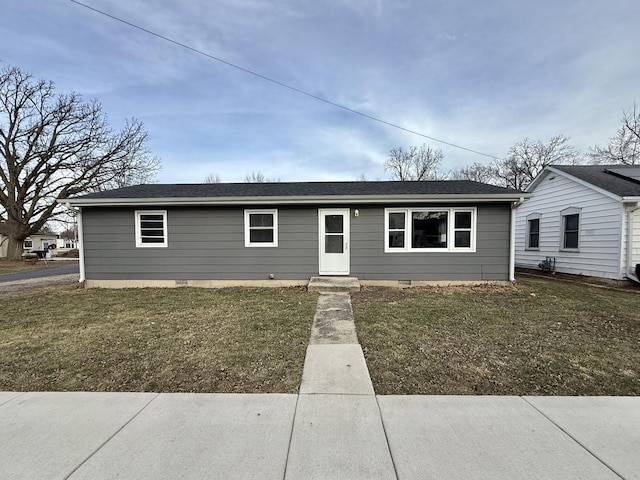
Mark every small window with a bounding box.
[387,211,406,249]
[23,238,33,249]
[563,213,579,249]
[527,218,540,249]
[454,211,472,248]
[135,211,168,248]
[245,209,278,247]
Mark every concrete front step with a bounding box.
[308,276,361,293]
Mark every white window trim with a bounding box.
[526,213,541,251]
[135,210,168,248]
[23,238,33,249]
[244,209,278,247]
[560,207,581,251]
[384,207,477,253]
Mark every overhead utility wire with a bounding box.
[71,0,499,160]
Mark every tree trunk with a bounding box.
[6,236,25,261]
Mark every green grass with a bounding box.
[353,276,640,395]
[0,285,317,393]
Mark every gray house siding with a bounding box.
[83,207,318,280]
[82,203,511,281]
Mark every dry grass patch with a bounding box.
[353,276,640,395]
[0,285,317,393]
[0,259,57,275]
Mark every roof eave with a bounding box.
[59,193,529,207]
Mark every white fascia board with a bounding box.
[58,193,530,207]
[533,166,623,202]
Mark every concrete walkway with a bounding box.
[1,291,640,479]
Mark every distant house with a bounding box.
[60,181,527,288]
[515,165,640,282]
[0,222,58,258]
[0,222,9,258]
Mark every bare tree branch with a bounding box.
[589,104,640,165]
[204,173,222,183]
[244,171,279,183]
[384,144,446,181]
[0,65,160,259]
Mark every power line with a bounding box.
[70,0,499,160]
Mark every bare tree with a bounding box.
[589,105,640,165]
[0,66,160,260]
[491,135,579,190]
[244,171,279,183]
[204,173,222,183]
[384,144,446,181]
[449,162,495,184]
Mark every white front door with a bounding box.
[319,208,350,275]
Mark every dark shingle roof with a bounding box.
[551,165,640,197]
[74,180,522,200]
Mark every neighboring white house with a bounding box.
[0,221,59,258]
[515,165,640,282]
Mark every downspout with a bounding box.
[625,203,640,281]
[509,198,525,282]
[65,203,85,283]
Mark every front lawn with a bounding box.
[0,259,57,276]
[0,285,317,393]
[353,276,640,395]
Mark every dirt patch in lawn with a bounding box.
[0,285,317,393]
[353,276,640,396]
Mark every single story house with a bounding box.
[0,222,58,258]
[59,181,528,288]
[515,165,640,282]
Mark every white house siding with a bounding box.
[0,235,7,258]
[515,173,623,280]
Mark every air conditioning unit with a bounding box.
[538,257,556,273]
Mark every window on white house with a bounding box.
[23,238,33,249]
[562,213,580,250]
[385,208,476,253]
[527,218,540,249]
[135,211,168,247]
[245,209,278,247]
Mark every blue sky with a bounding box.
[2,0,639,183]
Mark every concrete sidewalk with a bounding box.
[1,392,638,479]
[1,291,639,479]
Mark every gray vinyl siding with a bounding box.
[82,203,511,281]
[83,207,318,280]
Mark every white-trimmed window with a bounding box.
[245,209,278,247]
[561,207,580,250]
[23,238,33,249]
[135,211,168,247]
[384,208,476,253]
[526,213,541,250]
